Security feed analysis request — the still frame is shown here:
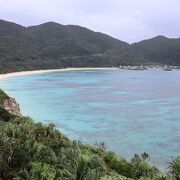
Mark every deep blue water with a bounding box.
[0,68,180,169]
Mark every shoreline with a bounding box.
[0,66,177,172]
[0,67,118,80]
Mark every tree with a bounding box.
[169,157,180,180]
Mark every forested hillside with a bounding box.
[0,20,143,73]
[0,20,180,73]
[132,36,180,65]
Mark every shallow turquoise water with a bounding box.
[0,69,180,169]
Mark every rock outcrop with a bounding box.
[3,97,21,116]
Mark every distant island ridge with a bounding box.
[0,19,180,74]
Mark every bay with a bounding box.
[0,68,180,169]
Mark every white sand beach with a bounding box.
[0,67,118,80]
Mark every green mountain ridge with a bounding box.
[0,19,180,73]
[0,19,135,73]
[132,36,180,65]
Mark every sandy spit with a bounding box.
[0,67,118,80]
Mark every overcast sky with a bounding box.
[0,0,180,43]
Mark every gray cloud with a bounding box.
[0,0,180,43]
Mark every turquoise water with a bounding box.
[0,68,180,169]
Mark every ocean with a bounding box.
[0,68,180,169]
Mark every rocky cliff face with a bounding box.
[3,97,21,116]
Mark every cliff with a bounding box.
[0,89,21,116]
[3,97,21,116]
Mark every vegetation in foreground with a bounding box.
[0,89,179,180]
